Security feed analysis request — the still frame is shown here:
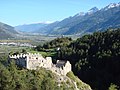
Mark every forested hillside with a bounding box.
[0,53,91,90]
[41,37,72,49]
[35,28,120,90]
[58,28,120,89]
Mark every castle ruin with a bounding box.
[9,53,71,76]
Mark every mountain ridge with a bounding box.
[15,2,120,35]
[0,22,18,39]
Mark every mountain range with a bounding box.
[0,2,120,39]
[15,2,120,35]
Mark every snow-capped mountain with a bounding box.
[103,2,120,10]
[15,2,120,35]
[74,7,99,17]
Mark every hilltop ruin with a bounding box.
[9,53,71,76]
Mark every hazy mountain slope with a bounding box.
[0,22,18,39]
[15,23,48,33]
[36,21,59,34]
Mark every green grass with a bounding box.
[67,71,80,83]
[66,71,91,90]
[0,45,27,54]
[0,40,32,43]
[28,49,57,57]
[0,44,57,58]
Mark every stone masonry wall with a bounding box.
[9,53,71,75]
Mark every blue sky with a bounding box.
[0,0,119,26]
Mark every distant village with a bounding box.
[0,42,36,47]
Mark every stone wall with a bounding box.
[9,53,71,76]
[50,60,71,76]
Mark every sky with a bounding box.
[0,0,119,26]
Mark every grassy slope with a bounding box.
[67,71,91,90]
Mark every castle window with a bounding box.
[36,58,38,59]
